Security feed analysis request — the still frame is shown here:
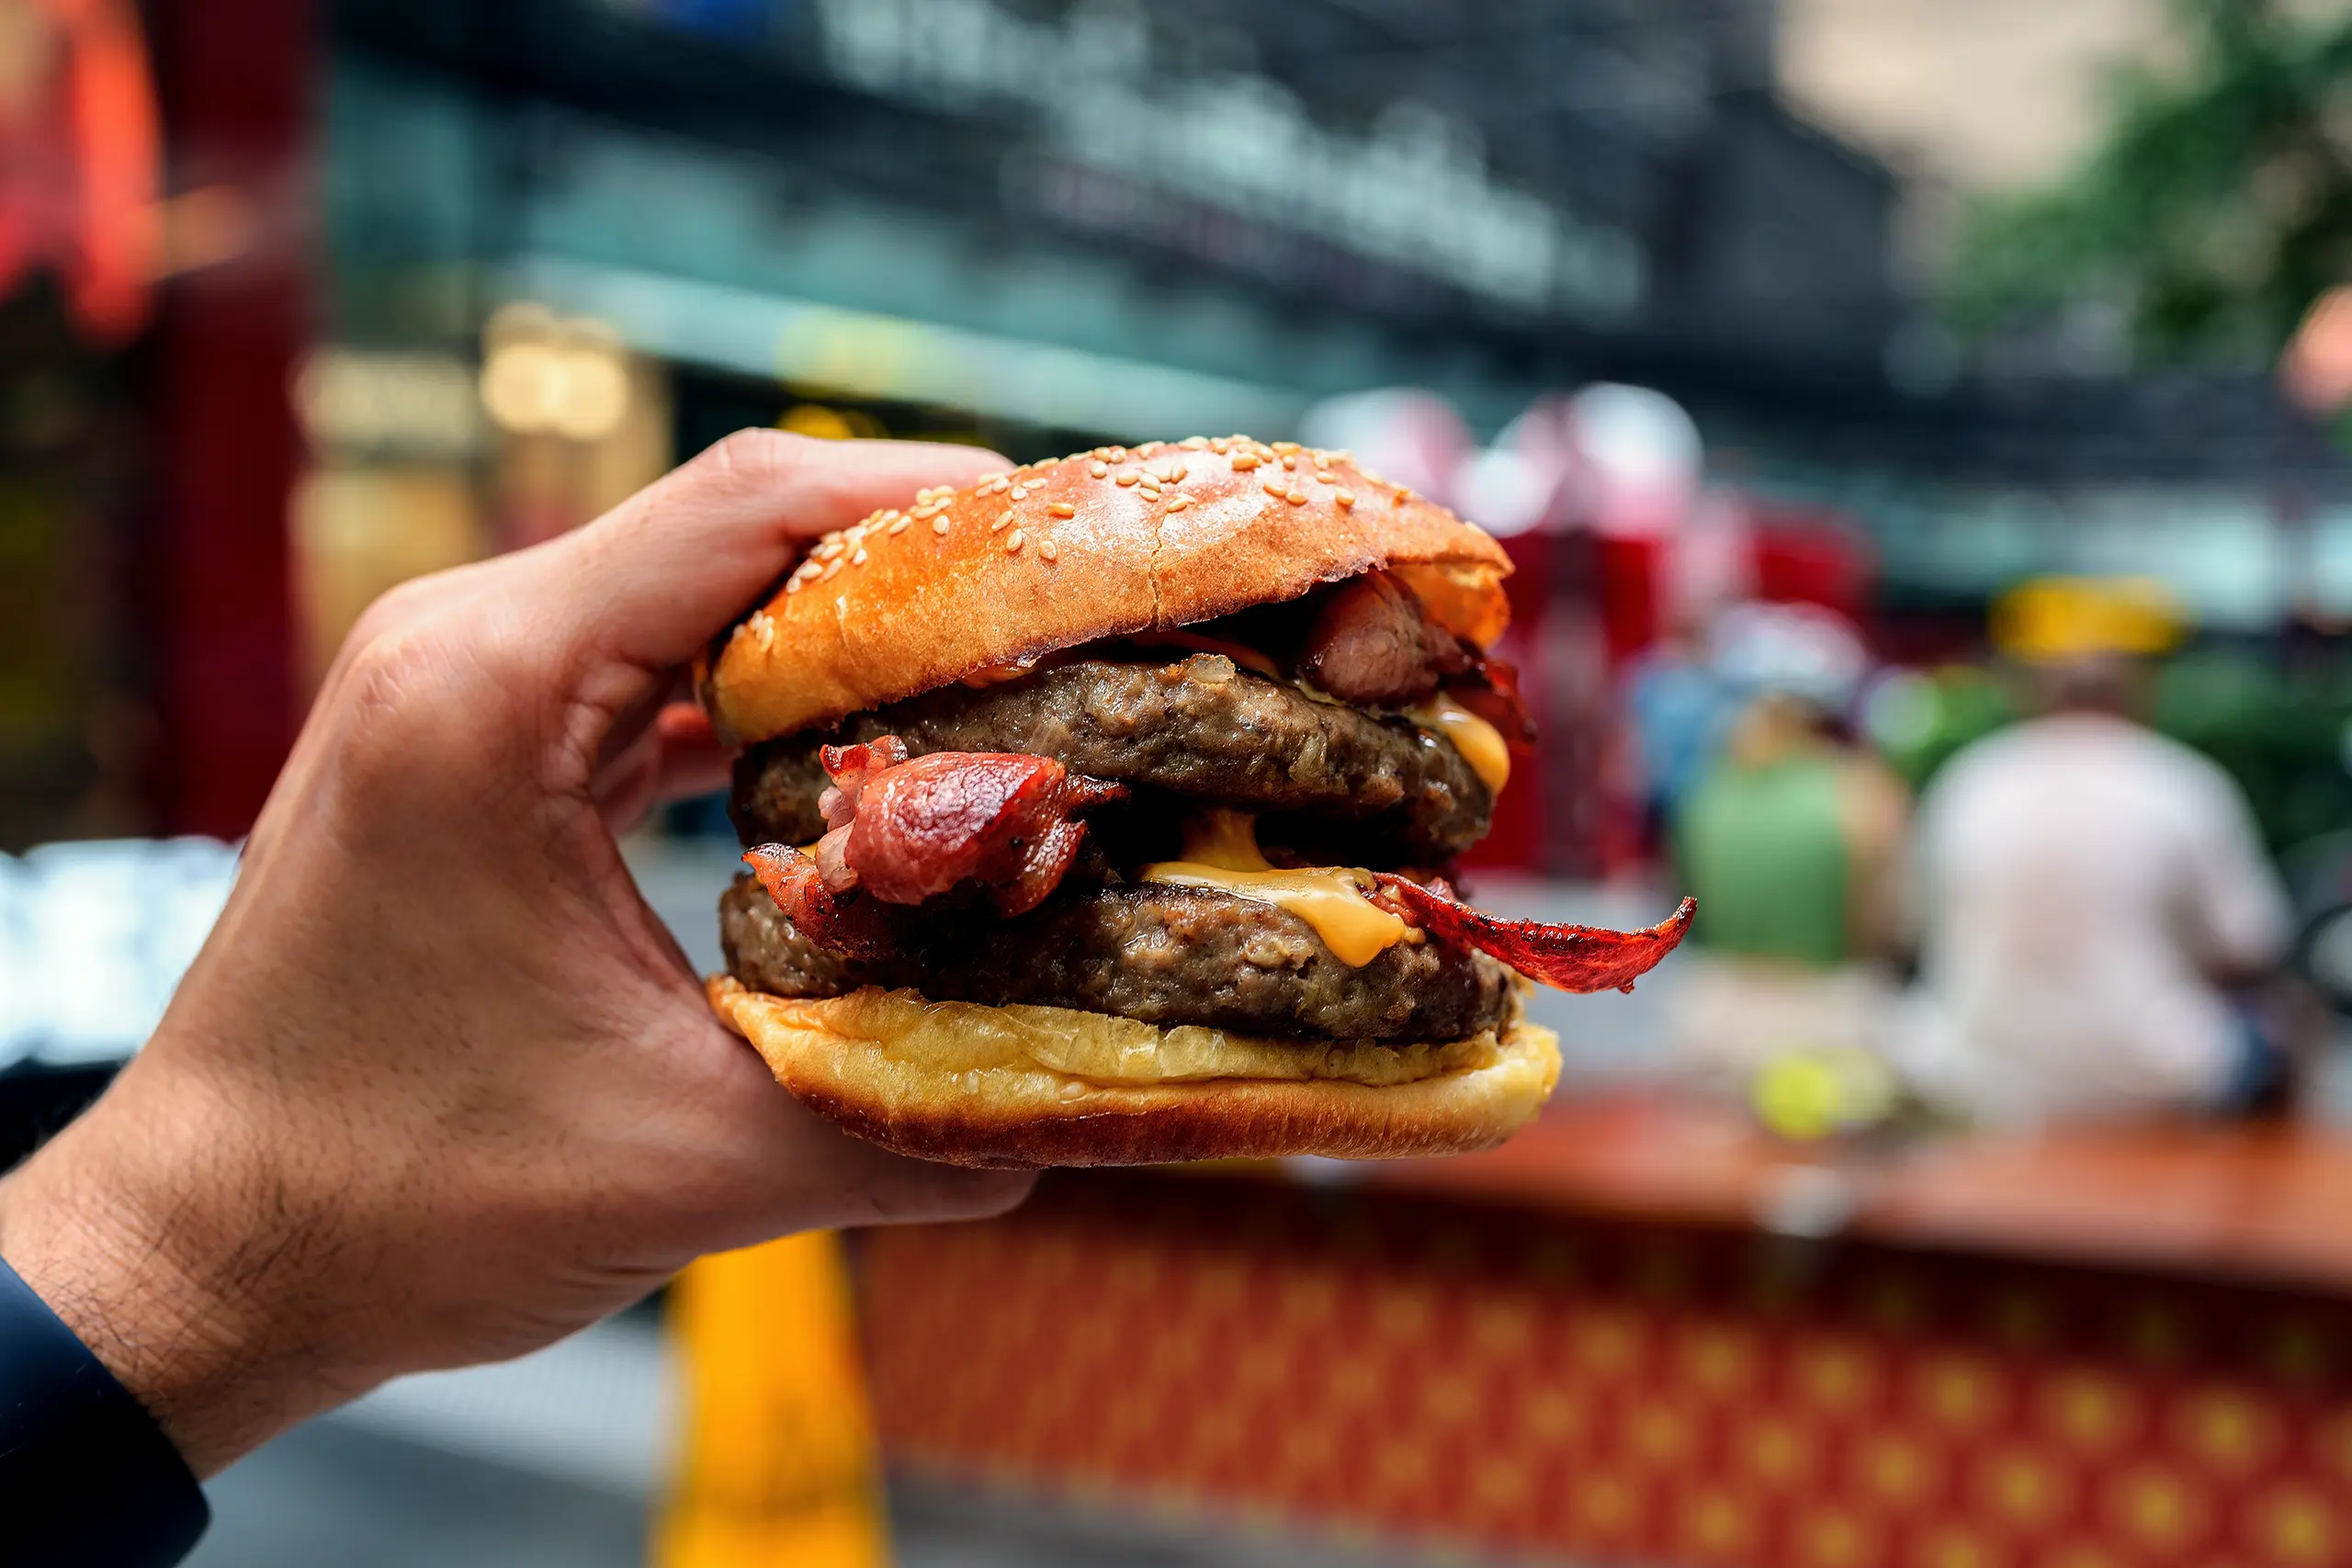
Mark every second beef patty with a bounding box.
[719,874,1519,1044]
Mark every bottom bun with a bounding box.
[706,976,1560,1168]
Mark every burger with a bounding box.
[700,435,1690,1168]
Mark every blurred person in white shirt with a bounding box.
[1898,652,2294,1124]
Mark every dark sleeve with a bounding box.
[0,1254,210,1567]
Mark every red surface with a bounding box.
[144,1,307,837]
[864,1163,2352,1568]
[1360,1096,2352,1295]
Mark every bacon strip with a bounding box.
[748,740,1129,952]
[1299,570,1473,707]
[1373,877,1695,994]
[1453,653,1535,747]
[741,843,901,962]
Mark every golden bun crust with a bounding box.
[703,435,1514,745]
[707,976,1559,1169]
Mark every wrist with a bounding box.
[0,1070,297,1476]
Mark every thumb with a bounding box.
[543,430,1009,674]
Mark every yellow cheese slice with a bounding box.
[1141,810,1408,967]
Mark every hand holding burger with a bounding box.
[0,433,1035,1480]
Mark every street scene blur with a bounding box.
[9,1,2352,1564]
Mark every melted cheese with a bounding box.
[1140,810,1408,967]
[1411,694,1510,793]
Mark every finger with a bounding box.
[594,705,730,831]
[708,1070,1038,1237]
[648,704,729,805]
[543,431,1008,674]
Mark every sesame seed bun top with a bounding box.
[700,434,1515,745]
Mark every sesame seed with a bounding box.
[1009,485,1028,502]
[1209,436,1230,453]
[821,558,844,580]
[1180,435,1208,450]
[1004,529,1024,552]
[1163,464,1187,483]
[1165,494,1193,512]
[1231,453,1261,471]
[1114,470,1139,487]
[1272,441,1300,454]
[1048,502,1074,518]
[1262,479,1288,498]
[1285,489,1308,505]
[933,515,952,536]
[888,515,912,536]
[785,577,804,594]
[1091,461,1109,479]
[1039,537,1059,561]
[1335,489,1356,508]
[851,547,868,567]
[814,540,843,560]
[1282,456,1297,470]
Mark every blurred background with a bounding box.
[8,1,2352,1564]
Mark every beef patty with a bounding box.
[729,654,1493,863]
[719,874,1518,1043]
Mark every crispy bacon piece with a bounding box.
[1298,570,1474,707]
[816,736,910,828]
[1295,572,1533,749]
[1373,876,1695,995]
[1453,654,1536,748]
[757,740,1128,945]
[741,843,901,962]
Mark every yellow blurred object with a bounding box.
[1750,1046,1896,1141]
[655,1232,888,1568]
[1990,576,2187,665]
[290,466,484,690]
[777,403,886,441]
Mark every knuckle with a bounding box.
[339,623,454,744]
[329,610,522,792]
[344,564,469,653]
[695,427,810,496]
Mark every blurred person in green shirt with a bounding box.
[1663,604,1912,1120]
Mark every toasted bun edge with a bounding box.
[707,976,1560,1169]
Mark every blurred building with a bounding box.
[10,0,2352,852]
